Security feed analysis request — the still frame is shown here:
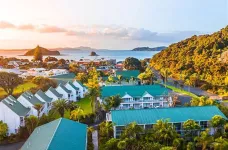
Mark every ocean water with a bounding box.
[0,50,159,61]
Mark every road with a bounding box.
[0,142,24,150]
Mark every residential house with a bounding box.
[17,92,45,117]
[35,90,53,112]
[65,81,80,101]
[100,85,172,109]
[21,118,87,150]
[0,96,30,134]
[45,87,63,101]
[56,84,73,101]
[45,69,69,77]
[73,80,88,98]
[108,106,228,138]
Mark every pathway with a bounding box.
[92,130,98,150]
[0,141,24,150]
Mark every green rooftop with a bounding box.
[21,118,87,150]
[36,90,53,103]
[116,70,140,79]
[48,87,63,98]
[22,92,44,105]
[58,83,72,93]
[50,73,76,80]
[111,106,228,126]
[2,96,30,116]
[67,81,79,90]
[101,84,170,98]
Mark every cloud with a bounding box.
[17,24,35,30]
[0,21,15,29]
[0,20,201,43]
[38,25,66,33]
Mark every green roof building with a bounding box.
[101,85,172,109]
[109,106,227,138]
[21,118,87,150]
[115,70,140,79]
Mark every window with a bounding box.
[68,94,71,99]
[173,123,182,131]
[200,121,208,130]
[145,124,153,130]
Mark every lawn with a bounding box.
[165,84,199,99]
[76,97,93,114]
[0,82,37,98]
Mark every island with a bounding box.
[24,45,60,56]
[89,51,99,56]
[132,46,167,51]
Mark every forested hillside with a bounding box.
[150,26,228,95]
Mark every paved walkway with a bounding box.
[92,130,98,150]
[0,141,24,150]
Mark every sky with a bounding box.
[0,0,227,49]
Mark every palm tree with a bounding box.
[195,129,214,150]
[117,75,123,85]
[99,121,114,138]
[88,88,100,113]
[183,119,201,141]
[121,122,143,139]
[70,107,85,121]
[33,103,43,118]
[213,137,228,150]
[52,99,68,117]
[161,68,170,87]
[25,115,39,135]
[153,119,179,146]
[210,115,226,135]
[102,95,122,112]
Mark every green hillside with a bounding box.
[150,26,228,95]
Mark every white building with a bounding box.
[65,82,80,101]
[0,96,30,134]
[45,87,63,102]
[45,69,69,77]
[100,85,172,110]
[73,80,88,98]
[35,90,53,113]
[56,84,72,101]
[17,92,45,117]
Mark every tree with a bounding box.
[121,122,143,139]
[52,99,68,117]
[102,95,122,112]
[160,68,170,87]
[213,137,228,150]
[32,76,57,91]
[58,59,66,66]
[25,115,39,135]
[44,56,58,62]
[195,129,214,150]
[0,121,8,141]
[186,142,195,150]
[117,75,123,85]
[210,115,226,135]
[76,72,88,84]
[183,119,201,141]
[123,57,142,70]
[0,72,23,95]
[138,68,155,85]
[70,107,85,121]
[33,45,43,62]
[107,75,115,84]
[33,103,43,118]
[67,101,78,111]
[152,119,180,146]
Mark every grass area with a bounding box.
[165,84,199,99]
[76,97,93,114]
[0,82,37,98]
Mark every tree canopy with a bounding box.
[150,26,228,95]
[123,57,142,70]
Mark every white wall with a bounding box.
[45,90,59,102]
[65,83,79,101]
[73,81,87,98]
[0,103,21,134]
[56,86,70,100]
[17,96,38,116]
[34,95,49,115]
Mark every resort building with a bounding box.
[73,80,88,98]
[107,106,227,138]
[17,92,46,117]
[0,96,30,134]
[56,84,73,100]
[65,81,80,100]
[100,85,172,109]
[45,87,63,101]
[21,118,87,150]
[35,90,53,113]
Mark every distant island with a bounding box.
[89,51,99,56]
[132,46,167,51]
[51,46,96,51]
[24,45,60,56]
